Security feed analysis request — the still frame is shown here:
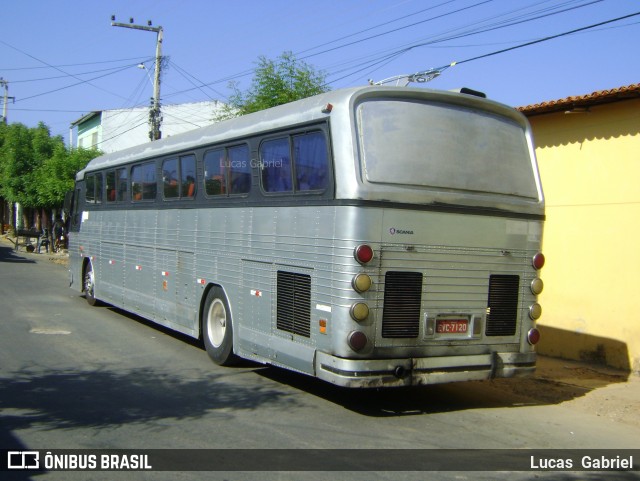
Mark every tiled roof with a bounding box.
[518,84,640,116]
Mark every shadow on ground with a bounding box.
[0,244,36,264]
[255,355,630,418]
[0,364,298,444]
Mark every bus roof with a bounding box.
[77,85,524,180]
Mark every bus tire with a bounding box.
[202,287,238,366]
[84,260,98,306]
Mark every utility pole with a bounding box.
[111,16,164,141]
[0,78,16,124]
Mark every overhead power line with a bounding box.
[10,60,154,84]
[15,63,139,103]
[454,10,640,66]
[325,0,606,85]
[0,56,150,71]
[299,0,495,62]
[337,9,640,86]
[0,39,136,102]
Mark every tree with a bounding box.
[219,51,330,119]
[35,144,99,208]
[0,121,100,229]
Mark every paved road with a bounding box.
[1,241,638,481]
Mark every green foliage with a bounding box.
[35,145,100,207]
[0,121,100,208]
[219,51,330,119]
[0,122,46,206]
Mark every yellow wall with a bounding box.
[529,99,640,373]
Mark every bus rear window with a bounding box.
[357,100,538,199]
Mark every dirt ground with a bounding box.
[487,355,640,429]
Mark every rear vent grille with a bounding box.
[485,275,520,336]
[382,271,423,338]
[277,271,311,338]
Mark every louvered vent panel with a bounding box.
[485,274,520,336]
[276,271,311,338]
[382,271,423,338]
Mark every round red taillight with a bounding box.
[532,252,545,270]
[527,328,541,345]
[347,331,368,352]
[354,244,374,264]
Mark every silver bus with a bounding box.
[67,86,545,388]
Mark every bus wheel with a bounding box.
[84,260,98,306]
[202,287,238,366]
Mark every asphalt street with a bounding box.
[1,240,638,481]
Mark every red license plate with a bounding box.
[436,319,469,334]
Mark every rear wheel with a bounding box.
[202,287,238,366]
[84,260,98,306]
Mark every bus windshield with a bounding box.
[357,99,539,199]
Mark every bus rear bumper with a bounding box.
[315,351,536,388]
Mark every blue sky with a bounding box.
[1,0,638,142]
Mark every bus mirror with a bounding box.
[63,190,74,216]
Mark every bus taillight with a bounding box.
[348,331,368,352]
[354,244,374,264]
[350,302,369,322]
[352,273,372,293]
[528,303,542,320]
[532,252,545,270]
[531,278,544,295]
[527,328,541,345]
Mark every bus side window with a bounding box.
[163,158,179,199]
[106,170,116,202]
[132,162,156,201]
[95,172,103,204]
[261,138,292,193]
[228,145,250,194]
[116,167,128,202]
[85,174,96,204]
[181,155,196,198]
[204,149,226,196]
[293,132,328,191]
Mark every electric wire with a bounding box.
[323,0,606,85]
[10,60,154,84]
[0,56,151,71]
[0,39,139,102]
[454,10,640,66]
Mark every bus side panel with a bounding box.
[98,237,125,307]
[123,210,157,318]
[238,259,274,361]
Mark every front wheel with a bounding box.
[84,260,98,306]
[202,287,238,366]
